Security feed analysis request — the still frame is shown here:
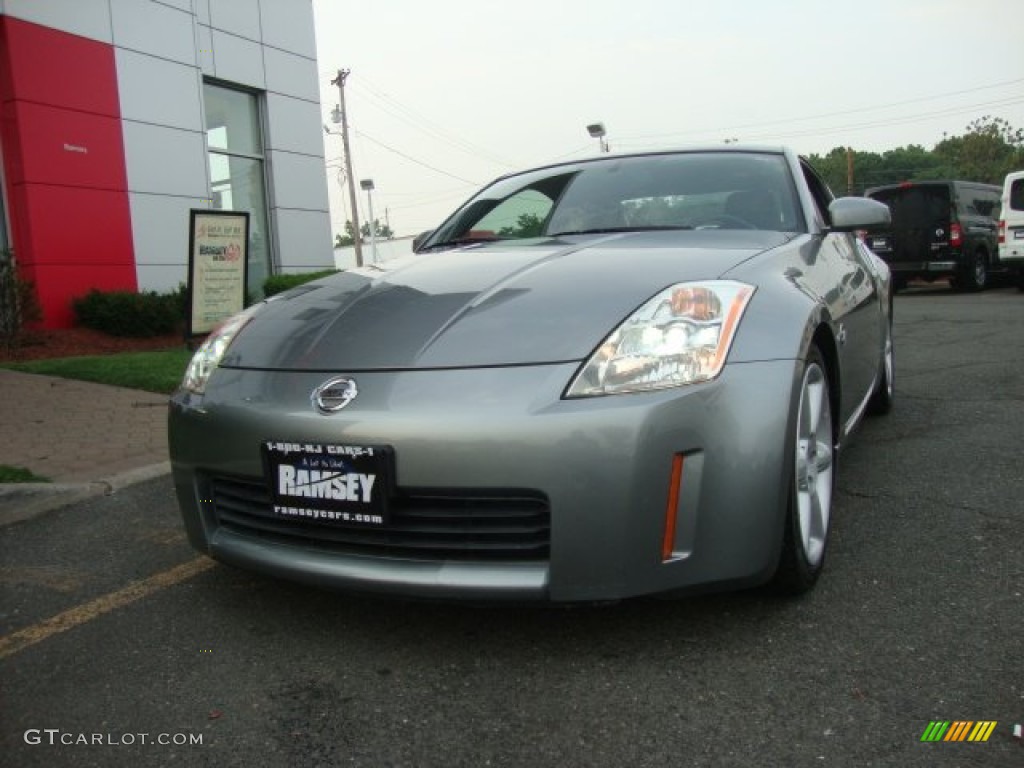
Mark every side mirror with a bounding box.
[412,230,434,252]
[828,197,890,232]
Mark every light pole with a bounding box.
[360,179,378,264]
[586,122,609,153]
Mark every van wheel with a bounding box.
[954,251,988,292]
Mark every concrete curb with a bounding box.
[0,461,172,527]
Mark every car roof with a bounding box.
[489,144,794,184]
[865,180,1001,195]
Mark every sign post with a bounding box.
[186,209,249,341]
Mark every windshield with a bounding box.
[422,151,804,249]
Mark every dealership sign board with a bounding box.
[186,209,249,338]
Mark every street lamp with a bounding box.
[360,178,379,264]
[586,122,609,153]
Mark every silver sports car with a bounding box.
[169,147,893,601]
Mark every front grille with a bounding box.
[205,474,551,561]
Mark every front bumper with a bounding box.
[169,359,800,601]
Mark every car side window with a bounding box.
[1011,179,1024,211]
[960,187,1001,221]
[980,190,1000,221]
[472,189,554,239]
[799,160,833,229]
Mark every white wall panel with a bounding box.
[267,150,329,211]
[136,263,190,292]
[110,0,195,65]
[194,0,211,25]
[259,0,316,55]
[116,49,202,131]
[128,193,209,271]
[123,122,208,197]
[196,24,215,76]
[265,93,323,156]
[264,46,318,101]
[154,0,191,11]
[2,0,113,43]
[211,29,265,89]
[273,208,333,271]
[208,0,261,41]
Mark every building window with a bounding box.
[203,82,272,295]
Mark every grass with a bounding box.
[1,348,193,394]
[0,465,50,483]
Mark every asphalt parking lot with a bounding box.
[1,284,1021,768]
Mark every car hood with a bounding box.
[222,231,792,370]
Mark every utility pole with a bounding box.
[846,147,854,196]
[331,69,363,267]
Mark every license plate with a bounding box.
[1014,230,1024,240]
[262,441,392,526]
[871,238,888,249]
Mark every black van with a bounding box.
[863,180,1002,291]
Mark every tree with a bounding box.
[932,116,1024,184]
[805,117,1024,196]
[335,219,394,247]
[361,219,394,240]
[497,213,545,238]
[334,220,357,248]
[805,145,943,196]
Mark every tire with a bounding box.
[867,313,894,416]
[773,346,835,595]
[954,251,988,292]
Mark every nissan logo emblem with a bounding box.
[312,377,358,413]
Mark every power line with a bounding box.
[387,188,476,211]
[735,96,1024,143]
[613,96,1024,149]
[352,127,481,185]
[616,78,1024,144]
[351,76,519,169]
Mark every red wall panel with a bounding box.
[0,16,136,328]
[0,16,120,116]
[21,185,135,267]
[6,101,129,190]
[20,264,138,329]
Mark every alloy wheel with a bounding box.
[794,362,833,567]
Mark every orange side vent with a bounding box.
[662,454,685,561]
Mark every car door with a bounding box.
[800,161,883,431]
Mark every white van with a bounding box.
[998,170,1024,289]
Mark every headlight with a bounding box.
[565,280,755,397]
[181,308,258,394]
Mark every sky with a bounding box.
[310,0,1024,239]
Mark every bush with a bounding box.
[0,249,42,354]
[263,269,339,297]
[73,285,186,337]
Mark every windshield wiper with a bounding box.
[548,225,694,237]
[420,236,507,251]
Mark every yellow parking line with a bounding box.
[0,557,215,660]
